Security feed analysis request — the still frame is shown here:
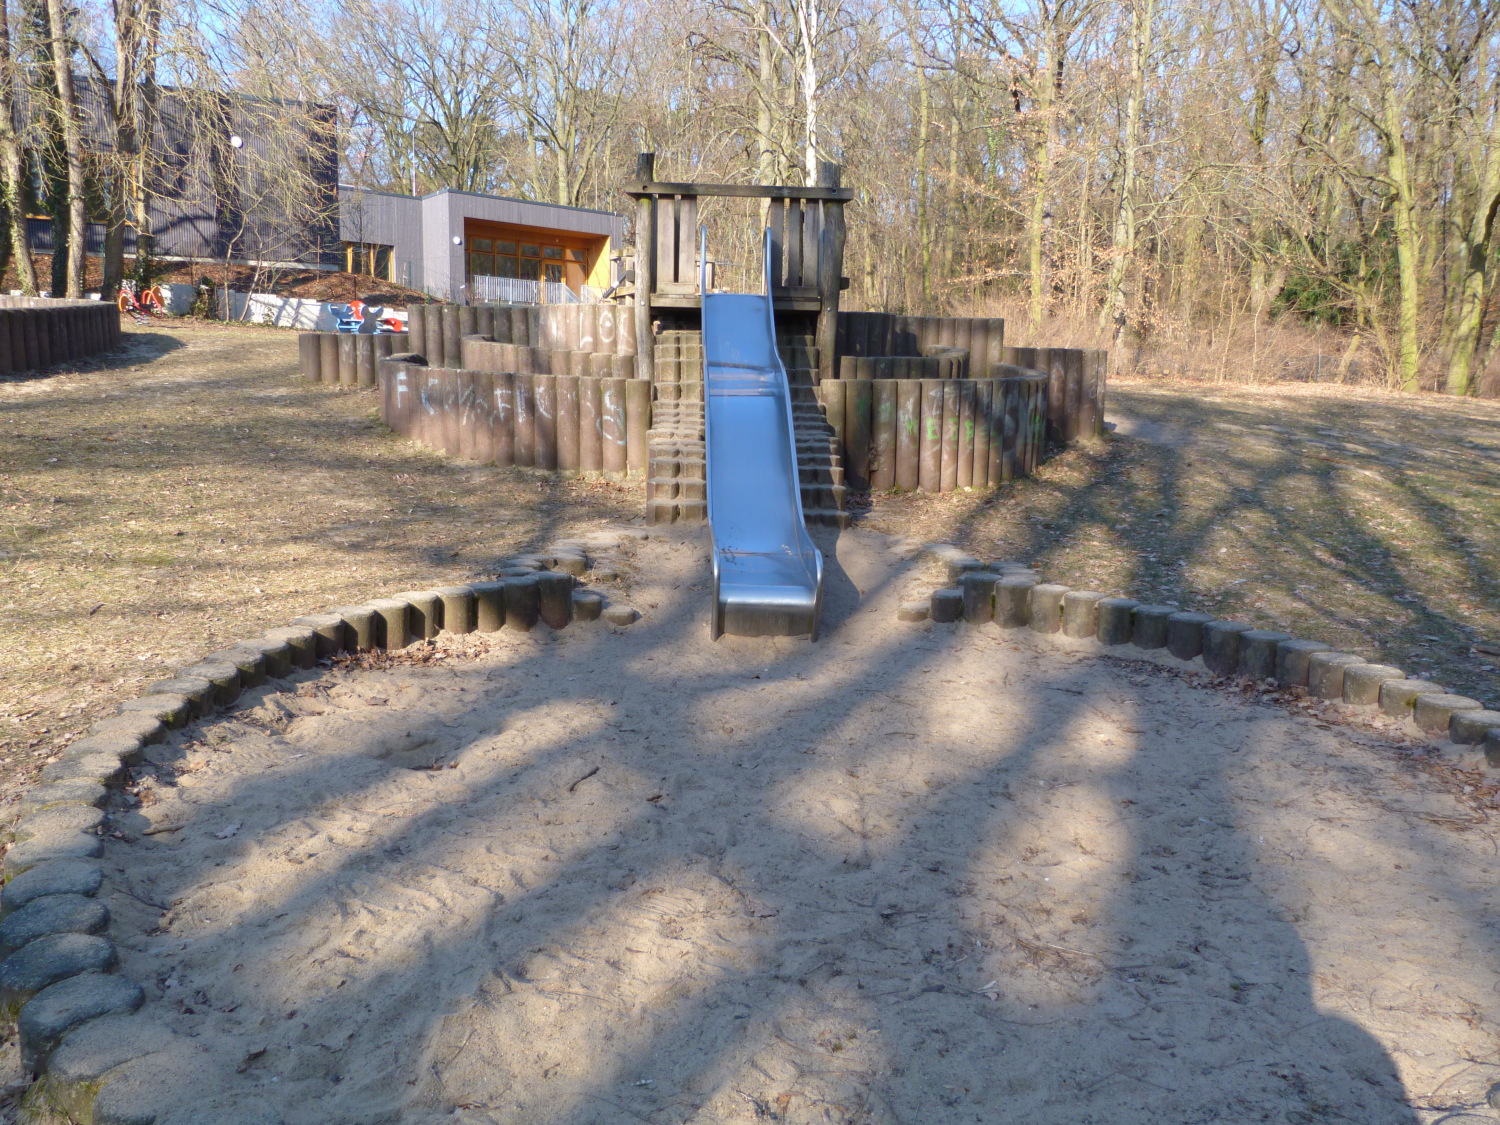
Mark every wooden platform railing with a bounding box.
[624,153,853,382]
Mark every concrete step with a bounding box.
[803,507,852,529]
[648,498,707,525]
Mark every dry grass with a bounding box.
[0,323,641,810]
[865,378,1500,707]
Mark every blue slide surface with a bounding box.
[702,231,824,640]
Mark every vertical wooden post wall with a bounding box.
[633,152,656,384]
[815,162,844,384]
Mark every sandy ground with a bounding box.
[88,528,1500,1125]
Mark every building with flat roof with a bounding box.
[338,187,624,302]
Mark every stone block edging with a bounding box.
[911,542,1500,765]
[7,528,647,1121]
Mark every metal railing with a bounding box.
[468,275,598,305]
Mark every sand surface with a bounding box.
[103,529,1500,1124]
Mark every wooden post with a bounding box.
[871,379,897,490]
[895,380,921,491]
[494,372,515,466]
[634,153,656,384]
[815,162,845,384]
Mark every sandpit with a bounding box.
[93,529,1498,1124]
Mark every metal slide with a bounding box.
[702,229,824,640]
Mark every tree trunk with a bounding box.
[1102,0,1153,356]
[1445,89,1500,396]
[0,0,35,294]
[46,0,86,296]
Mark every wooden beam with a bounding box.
[623,181,854,202]
[815,162,846,384]
[633,153,655,384]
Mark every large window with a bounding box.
[465,223,597,293]
[344,242,392,279]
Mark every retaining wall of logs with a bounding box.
[833,309,1105,443]
[817,369,1047,492]
[0,295,120,373]
[378,355,651,478]
[297,332,410,386]
[409,302,639,370]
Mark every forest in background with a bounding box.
[13,0,1500,394]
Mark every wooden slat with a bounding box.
[656,196,676,287]
[625,181,854,201]
[768,199,785,288]
[802,199,820,286]
[678,196,697,290]
[785,201,803,288]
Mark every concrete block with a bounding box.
[1096,598,1139,645]
[1028,584,1069,634]
[571,589,603,622]
[943,554,985,584]
[536,573,574,630]
[393,591,443,640]
[960,572,1001,624]
[85,714,164,747]
[1377,679,1439,718]
[551,552,588,577]
[19,783,106,818]
[329,605,378,650]
[289,614,347,659]
[39,755,123,788]
[176,661,241,707]
[0,933,117,1015]
[1342,664,1404,706]
[367,598,410,650]
[1130,605,1177,650]
[503,576,540,632]
[4,835,105,879]
[115,693,191,728]
[1449,709,1500,744]
[0,895,108,960]
[1062,591,1105,639]
[1413,694,1481,735]
[203,647,266,689]
[1,861,104,918]
[227,637,291,680]
[1239,630,1291,681]
[263,626,319,669]
[1202,620,1251,675]
[995,574,1038,628]
[929,588,963,624]
[602,605,639,626]
[20,971,144,1073]
[897,600,929,623]
[58,732,143,767]
[143,676,213,719]
[434,586,477,635]
[1166,612,1215,661]
[40,1013,178,1124]
[1275,639,1331,688]
[471,582,506,632]
[1306,652,1363,700]
[13,806,105,845]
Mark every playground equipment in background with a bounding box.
[329,300,405,334]
[702,228,824,642]
[117,281,165,322]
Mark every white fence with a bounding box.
[218,290,334,330]
[468,275,599,306]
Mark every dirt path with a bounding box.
[0,324,641,808]
[96,530,1500,1125]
